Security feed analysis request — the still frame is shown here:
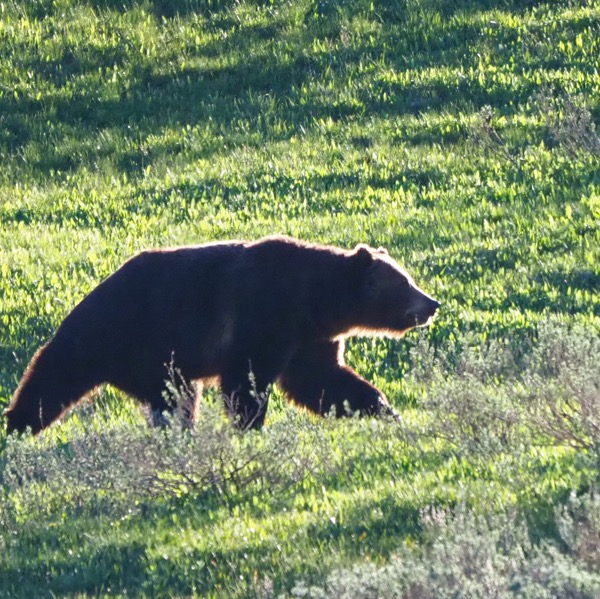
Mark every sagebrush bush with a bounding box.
[555,490,600,572]
[0,393,337,522]
[524,321,600,463]
[282,494,600,599]
[533,90,600,157]
[470,105,521,167]
[407,320,600,467]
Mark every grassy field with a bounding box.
[1,0,599,596]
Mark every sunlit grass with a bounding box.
[0,0,599,596]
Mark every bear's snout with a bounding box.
[427,297,441,314]
[408,292,440,326]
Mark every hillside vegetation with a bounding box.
[0,0,599,597]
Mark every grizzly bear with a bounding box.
[5,236,440,435]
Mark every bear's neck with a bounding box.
[306,270,363,340]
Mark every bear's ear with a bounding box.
[352,244,374,270]
[376,246,389,255]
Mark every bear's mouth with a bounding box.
[413,313,434,327]
[411,301,440,327]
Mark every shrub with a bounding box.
[0,392,337,521]
[524,321,600,466]
[281,493,600,599]
[470,106,521,167]
[408,320,600,468]
[533,91,600,157]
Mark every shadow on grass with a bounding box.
[18,0,245,20]
[0,533,148,597]
[0,470,578,598]
[0,492,423,597]
[1,0,560,181]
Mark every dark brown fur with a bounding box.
[5,236,440,434]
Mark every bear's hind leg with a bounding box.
[6,341,102,435]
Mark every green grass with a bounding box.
[1,0,599,596]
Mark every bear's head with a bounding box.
[350,244,440,338]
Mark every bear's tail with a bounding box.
[5,339,98,435]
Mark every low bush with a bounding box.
[0,394,337,524]
[409,320,600,469]
[283,492,600,599]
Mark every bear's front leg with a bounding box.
[140,380,202,428]
[220,359,274,430]
[280,340,400,421]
